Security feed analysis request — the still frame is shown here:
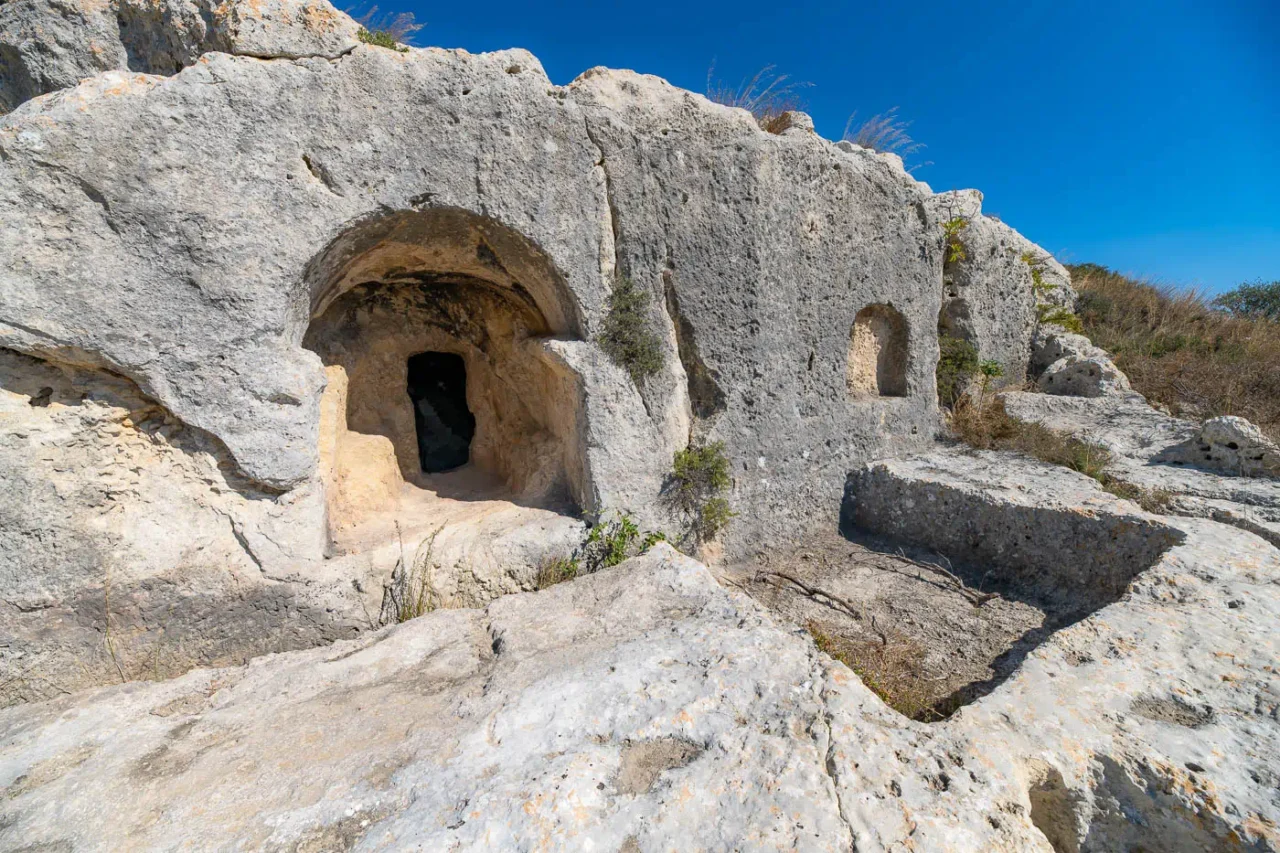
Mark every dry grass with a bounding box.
[535,555,579,590]
[843,107,924,161]
[949,393,1112,481]
[950,390,1177,515]
[1071,264,1280,442]
[706,64,811,132]
[807,620,940,721]
[381,526,441,624]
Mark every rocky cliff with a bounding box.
[1,1,1277,850]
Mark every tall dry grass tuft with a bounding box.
[843,107,924,160]
[1071,264,1280,442]
[706,64,811,132]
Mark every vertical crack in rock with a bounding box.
[581,117,622,286]
[663,270,727,421]
[810,656,859,852]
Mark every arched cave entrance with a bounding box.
[847,304,909,398]
[302,207,588,549]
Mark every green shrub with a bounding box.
[355,7,421,52]
[357,28,408,51]
[599,275,664,386]
[667,440,735,542]
[1036,305,1085,334]
[1213,280,1280,322]
[936,335,979,408]
[942,217,969,264]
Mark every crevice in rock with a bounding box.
[302,153,342,195]
[663,270,727,421]
[812,660,858,852]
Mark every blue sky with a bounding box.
[384,0,1277,293]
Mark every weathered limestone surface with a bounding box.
[1030,326,1133,398]
[3,522,1277,851]
[7,7,1275,847]
[0,0,359,111]
[927,188,1075,384]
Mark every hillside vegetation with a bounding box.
[1070,264,1280,442]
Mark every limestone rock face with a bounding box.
[0,0,360,111]
[928,189,1075,384]
[0,1,1096,700]
[1003,391,1280,547]
[1193,415,1280,478]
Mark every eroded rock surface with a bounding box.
[3,526,1278,850]
[1004,391,1280,548]
[0,0,359,111]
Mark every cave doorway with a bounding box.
[303,206,593,551]
[406,352,475,474]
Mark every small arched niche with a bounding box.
[302,207,588,549]
[847,304,909,398]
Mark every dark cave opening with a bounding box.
[406,351,476,473]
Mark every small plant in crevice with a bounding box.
[535,555,579,590]
[354,6,422,52]
[534,512,667,590]
[705,63,812,133]
[1036,304,1085,334]
[1099,480,1176,515]
[381,525,442,624]
[1023,252,1084,334]
[843,107,924,163]
[942,216,969,265]
[936,334,979,408]
[599,274,664,386]
[664,440,735,544]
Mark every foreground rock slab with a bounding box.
[4,520,1279,850]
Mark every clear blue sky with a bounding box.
[381,0,1277,293]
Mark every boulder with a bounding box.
[1031,326,1133,397]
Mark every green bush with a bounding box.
[942,217,969,264]
[1036,305,1085,334]
[936,335,979,408]
[355,7,421,52]
[599,275,664,386]
[667,440,734,542]
[1213,280,1280,322]
[357,28,408,51]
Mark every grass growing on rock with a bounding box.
[599,275,664,386]
[705,64,811,132]
[535,512,667,590]
[950,394,1112,481]
[1071,263,1280,442]
[807,620,940,722]
[949,393,1176,514]
[355,7,420,52]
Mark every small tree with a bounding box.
[1213,280,1280,322]
[599,275,664,386]
[666,440,734,543]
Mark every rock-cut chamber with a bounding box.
[302,207,588,550]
